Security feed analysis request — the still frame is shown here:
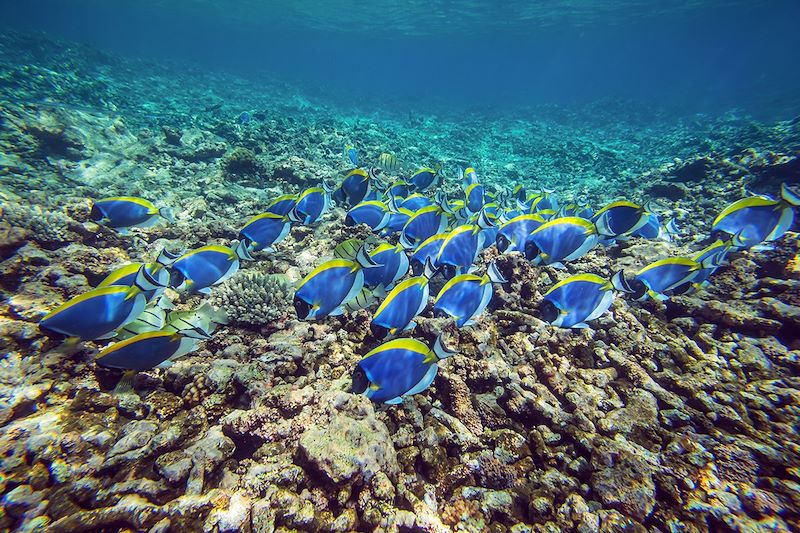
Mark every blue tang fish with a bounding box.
[90,196,175,234]
[239,212,291,253]
[465,183,486,214]
[712,183,800,249]
[345,201,390,231]
[170,242,252,294]
[336,169,372,206]
[381,207,414,236]
[344,144,358,166]
[540,273,614,329]
[265,194,298,216]
[388,180,410,199]
[400,193,434,212]
[239,111,252,125]
[370,276,430,338]
[40,266,164,341]
[613,255,719,301]
[351,335,457,405]
[496,214,546,253]
[363,242,410,289]
[512,184,527,202]
[290,186,331,225]
[632,213,679,241]
[525,217,598,267]
[433,263,507,327]
[592,201,650,237]
[400,206,448,248]
[409,165,441,192]
[294,245,376,320]
[460,166,479,188]
[410,233,448,275]
[96,327,210,371]
[533,189,559,212]
[437,224,485,279]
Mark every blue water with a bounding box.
[2,0,800,119]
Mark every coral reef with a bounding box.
[1,28,799,533]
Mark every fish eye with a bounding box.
[496,234,509,252]
[89,204,103,222]
[370,322,389,339]
[434,308,449,319]
[539,300,559,323]
[630,279,648,300]
[168,269,185,288]
[524,241,540,261]
[293,296,312,319]
[350,367,369,394]
[443,265,456,280]
[344,215,356,227]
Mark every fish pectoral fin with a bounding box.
[551,262,566,270]
[197,287,212,295]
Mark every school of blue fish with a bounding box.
[39,146,800,405]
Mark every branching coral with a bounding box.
[211,270,293,326]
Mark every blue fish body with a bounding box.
[536,192,559,212]
[294,259,364,319]
[437,225,484,278]
[513,184,527,202]
[633,257,703,300]
[344,145,358,166]
[541,274,614,328]
[239,112,251,124]
[90,196,173,231]
[292,187,330,225]
[465,183,486,214]
[496,214,546,253]
[339,169,371,206]
[402,206,448,247]
[96,330,200,371]
[410,233,448,275]
[171,245,240,293]
[400,193,433,212]
[462,167,479,188]
[409,167,439,192]
[433,274,493,327]
[526,217,598,266]
[389,180,410,198]
[371,277,429,337]
[592,201,649,237]
[631,213,661,239]
[346,201,390,231]
[239,213,291,252]
[712,194,796,248]
[352,337,453,404]
[381,208,414,236]
[265,194,298,216]
[363,243,410,288]
[40,285,146,340]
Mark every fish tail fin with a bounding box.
[477,208,494,230]
[321,179,336,194]
[233,240,254,261]
[387,193,401,213]
[133,264,165,293]
[485,262,508,285]
[159,207,176,224]
[114,370,136,394]
[665,218,680,235]
[156,247,182,267]
[727,230,748,248]
[287,203,305,224]
[611,270,634,293]
[399,232,416,250]
[433,334,458,361]
[701,252,724,271]
[155,295,175,310]
[356,243,379,269]
[781,183,800,206]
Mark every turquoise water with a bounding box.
[1,2,800,532]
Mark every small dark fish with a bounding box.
[239,111,252,124]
